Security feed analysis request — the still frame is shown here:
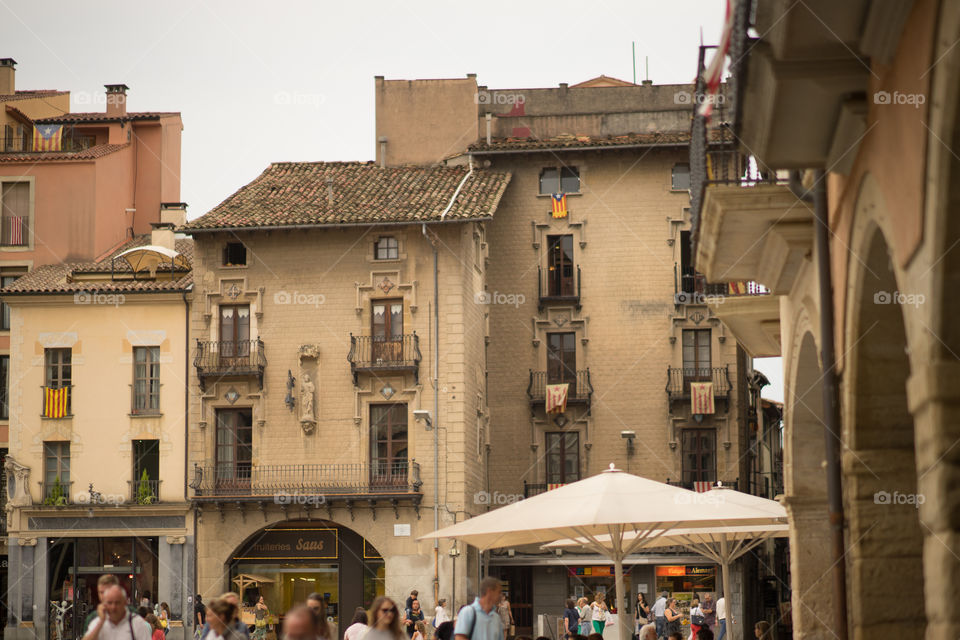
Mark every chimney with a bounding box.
[104,83,129,117]
[0,58,16,95]
[325,178,334,206]
[378,137,387,168]
[160,202,188,227]
[150,222,176,251]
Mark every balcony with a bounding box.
[0,216,28,247]
[538,265,581,310]
[1,132,97,154]
[194,339,266,390]
[348,333,421,385]
[127,478,162,505]
[665,366,732,409]
[675,268,769,304]
[522,482,568,498]
[190,461,423,516]
[666,479,739,492]
[527,369,593,415]
[40,480,73,506]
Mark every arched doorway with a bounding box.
[783,330,833,640]
[844,227,924,638]
[227,520,385,637]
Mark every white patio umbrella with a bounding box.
[420,467,787,640]
[547,486,789,640]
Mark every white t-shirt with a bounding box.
[434,606,450,625]
[345,623,369,640]
[716,598,726,621]
[86,612,153,640]
[652,598,667,618]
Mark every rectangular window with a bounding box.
[219,305,251,360]
[44,348,71,416]
[132,347,160,414]
[545,432,580,484]
[681,429,716,483]
[215,409,253,489]
[132,439,160,502]
[682,329,711,375]
[547,332,577,388]
[370,404,408,487]
[374,236,398,260]
[43,441,70,499]
[1,272,23,330]
[222,242,247,266]
[0,354,8,420]
[546,235,575,297]
[0,182,29,247]
[672,163,691,191]
[539,167,580,195]
[371,299,403,363]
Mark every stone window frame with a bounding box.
[0,176,35,253]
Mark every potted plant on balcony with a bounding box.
[43,477,68,506]
[136,470,155,505]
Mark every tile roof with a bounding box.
[0,143,129,163]
[33,111,179,124]
[468,131,694,153]
[2,236,193,295]
[0,90,68,103]
[183,161,513,232]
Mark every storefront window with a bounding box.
[654,565,717,625]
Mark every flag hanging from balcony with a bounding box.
[690,382,715,414]
[547,483,566,491]
[699,0,733,119]
[545,383,569,414]
[6,216,24,245]
[551,193,568,218]
[43,387,69,418]
[728,281,747,295]
[32,124,63,151]
[693,481,713,493]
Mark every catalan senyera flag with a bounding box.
[550,192,568,218]
[690,381,715,415]
[43,386,69,418]
[693,481,713,493]
[545,383,569,414]
[547,483,566,491]
[728,281,747,295]
[32,124,63,152]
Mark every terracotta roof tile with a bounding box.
[0,90,68,103]
[468,131,694,153]
[183,161,512,232]
[34,111,179,124]
[2,236,193,295]
[0,143,129,163]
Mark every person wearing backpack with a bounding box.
[453,577,504,640]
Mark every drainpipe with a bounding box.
[423,222,440,608]
[790,170,848,640]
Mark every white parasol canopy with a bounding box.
[114,244,190,274]
[420,466,787,640]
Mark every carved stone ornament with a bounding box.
[300,373,317,434]
[4,455,33,507]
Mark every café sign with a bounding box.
[234,527,339,560]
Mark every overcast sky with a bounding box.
[2,1,784,400]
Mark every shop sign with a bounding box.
[234,527,338,560]
[656,566,686,577]
[567,566,615,577]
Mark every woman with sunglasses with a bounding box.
[365,596,405,640]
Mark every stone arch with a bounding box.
[842,222,924,639]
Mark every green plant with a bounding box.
[43,477,67,506]
[136,470,155,505]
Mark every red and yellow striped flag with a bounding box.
[545,383,569,414]
[690,382,715,415]
[33,124,63,152]
[44,387,69,418]
[551,193,568,218]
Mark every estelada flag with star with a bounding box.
[33,124,63,152]
[551,193,568,218]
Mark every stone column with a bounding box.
[160,535,188,640]
[30,538,46,639]
[6,539,21,636]
[781,496,835,640]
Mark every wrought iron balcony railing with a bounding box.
[190,461,423,499]
[0,133,97,154]
[194,339,266,390]
[522,482,569,499]
[527,369,593,413]
[666,479,739,492]
[665,366,732,400]
[538,264,581,309]
[348,333,421,384]
[674,267,770,301]
[40,480,73,506]
[128,478,162,504]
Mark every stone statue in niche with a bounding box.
[4,455,32,508]
[300,373,316,434]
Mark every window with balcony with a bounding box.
[539,166,580,195]
[132,346,160,414]
[219,305,251,360]
[0,181,29,247]
[371,299,403,363]
[682,329,711,382]
[215,408,253,490]
[547,332,577,387]
[546,235,575,297]
[44,347,71,417]
[672,163,691,191]
[43,441,70,503]
[132,439,160,503]
[546,432,580,484]
[0,354,8,420]
[681,428,716,483]
[222,242,247,266]
[374,236,399,260]
[370,403,408,488]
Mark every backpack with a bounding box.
[458,606,480,640]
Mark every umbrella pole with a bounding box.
[720,536,733,640]
[614,556,630,640]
